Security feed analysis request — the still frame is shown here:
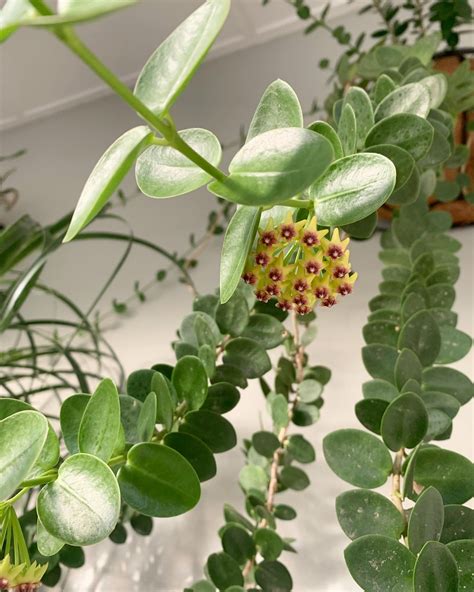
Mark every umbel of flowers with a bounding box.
[242,213,358,314]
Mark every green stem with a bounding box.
[55,28,227,184]
[108,455,126,467]
[278,198,312,209]
[19,470,58,488]
[2,488,29,506]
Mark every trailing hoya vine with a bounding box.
[0,0,473,590]
[188,310,331,591]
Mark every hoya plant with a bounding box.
[0,0,472,591]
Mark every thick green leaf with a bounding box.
[419,121,451,168]
[365,113,434,161]
[435,327,472,364]
[336,489,405,540]
[0,410,48,500]
[345,534,415,592]
[441,506,474,544]
[310,153,396,226]
[0,399,59,478]
[78,378,120,462]
[179,409,236,453]
[223,337,271,378]
[398,310,441,366]
[247,79,303,141]
[307,120,343,159]
[363,320,399,347]
[37,453,120,545]
[221,524,256,565]
[64,126,153,241]
[134,0,230,114]
[427,283,455,310]
[408,486,444,555]
[136,128,222,197]
[421,391,460,419]
[362,379,399,402]
[252,431,280,458]
[151,372,174,429]
[255,560,293,591]
[37,516,64,557]
[362,344,398,383]
[59,544,85,568]
[220,207,261,304]
[297,379,322,403]
[280,466,310,491]
[395,349,423,390]
[239,464,268,493]
[241,313,284,349]
[447,540,474,592]
[60,394,90,454]
[207,552,244,589]
[343,87,374,148]
[164,432,216,482]
[342,211,378,239]
[215,291,249,336]
[208,128,333,206]
[172,355,208,410]
[202,382,240,414]
[413,448,474,504]
[323,429,392,488]
[374,74,397,103]
[118,442,200,516]
[254,528,284,561]
[422,367,473,406]
[180,311,222,349]
[355,398,389,434]
[287,434,315,463]
[381,392,428,451]
[137,392,157,442]
[366,144,415,192]
[414,541,458,592]
[338,103,357,156]
[419,75,447,109]
[374,82,430,121]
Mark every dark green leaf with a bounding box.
[355,399,389,434]
[223,337,271,378]
[381,392,428,451]
[164,432,216,482]
[172,355,208,410]
[398,310,441,366]
[179,410,237,453]
[414,541,458,592]
[207,552,244,589]
[408,487,444,554]
[202,382,240,414]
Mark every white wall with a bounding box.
[1,10,473,592]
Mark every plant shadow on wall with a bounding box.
[0,1,473,591]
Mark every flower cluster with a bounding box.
[242,214,357,315]
[0,556,47,592]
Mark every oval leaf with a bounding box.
[381,392,428,451]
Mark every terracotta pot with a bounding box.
[379,50,474,226]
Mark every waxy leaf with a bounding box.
[134,0,230,114]
[345,535,415,592]
[447,540,474,592]
[37,516,64,557]
[179,409,236,453]
[398,310,441,367]
[241,313,284,349]
[208,128,333,206]
[441,506,474,544]
[64,126,153,242]
[0,410,48,500]
[435,327,472,364]
[362,344,398,383]
[164,432,216,482]
[280,466,310,491]
[374,82,430,121]
[172,355,208,410]
[220,207,261,304]
[365,113,434,161]
[419,74,447,109]
[355,398,389,434]
[307,121,343,160]
[0,399,59,478]
[137,392,157,442]
[239,464,268,493]
[408,487,444,554]
[310,153,396,226]
[136,128,222,198]
[222,524,256,564]
[118,442,200,516]
[422,367,473,406]
[287,434,315,463]
[37,453,120,545]
[366,144,415,192]
[381,392,428,451]
[336,489,405,540]
[152,372,174,429]
[338,103,357,156]
[207,552,244,589]
[362,379,399,402]
[343,87,374,148]
[223,337,271,379]
[247,79,303,142]
[413,447,474,504]
[255,560,293,591]
[414,541,458,592]
[78,378,120,462]
[60,394,90,454]
[215,291,249,336]
[395,349,423,390]
[202,382,240,414]
[323,429,392,488]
